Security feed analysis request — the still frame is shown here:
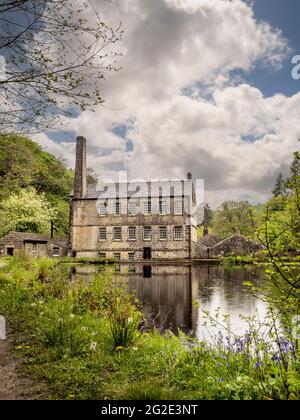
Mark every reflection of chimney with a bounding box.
[187,172,192,180]
[74,136,87,198]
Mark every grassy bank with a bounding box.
[0,257,299,400]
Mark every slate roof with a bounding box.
[2,232,68,247]
[197,234,222,247]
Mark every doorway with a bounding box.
[7,247,14,256]
[143,247,152,260]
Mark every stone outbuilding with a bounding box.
[194,233,265,259]
[0,232,68,258]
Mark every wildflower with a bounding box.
[255,362,263,369]
[127,317,133,323]
[30,303,36,307]
[272,353,280,362]
[132,347,138,351]
[219,378,225,383]
[81,327,87,332]
[16,345,23,349]
[70,314,75,319]
[116,346,124,351]
[91,331,96,336]
[90,341,97,351]
[25,346,31,349]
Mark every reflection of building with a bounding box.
[0,232,68,258]
[70,137,197,260]
[127,265,199,334]
[69,263,266,339]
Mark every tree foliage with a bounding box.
[0,187,55,235]
[0,0,122,132]
[0,133,73,234]
[212,200,253,238]
[272,172,287,197]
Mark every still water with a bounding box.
[70,264,268,341]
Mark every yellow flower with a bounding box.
[16,345,22,349]
[25,346,31,349]
[116,346,124,351]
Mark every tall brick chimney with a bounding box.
[74,136,87,198]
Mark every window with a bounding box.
[159,226,167,240]
[128,226,136,241]
[143,226,151,240]
[143,199,151,215]
[113,199,121,215]
[99,252,106,259]
[32,243,37,252]
[99,227,107,240]
[113,253,121,260]
[113,227,122,241]
[52,247,60,257]
[174,199,183,215]
[128,252,135,261]
[159,199,168,215]
[174,226,183,240]
[128,200,136,215]
[98,200,107,216]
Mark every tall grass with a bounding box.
[0,257,299,400]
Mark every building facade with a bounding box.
[0,232,68,258]
[70,137,198,260]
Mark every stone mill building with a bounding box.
[70,137,198,260]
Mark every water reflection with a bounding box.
[70,264,268,340]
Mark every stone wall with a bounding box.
[71,197,197,260]
[193,233,265,259]
[0,233,23,257]
[209,234,265,257]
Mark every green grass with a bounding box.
[0,257,299,400]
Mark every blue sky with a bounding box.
[244,0,300,97]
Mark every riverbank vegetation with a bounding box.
[0,257,299,400]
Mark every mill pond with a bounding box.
[70,263,268,342]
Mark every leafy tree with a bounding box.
[0,0,122,132]
[0,133,73,234]
[287,152,300,214]
[212,200,254,238]
[0,187,55,235]
[254,151,300,254]
[203,202,213,228]
[272,172,287,197]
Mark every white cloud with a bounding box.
[38,0,299,207]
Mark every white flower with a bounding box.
[90,341,97,351]
[30,303,36,307]
[70,314,75,319]
[127,317,133,323]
